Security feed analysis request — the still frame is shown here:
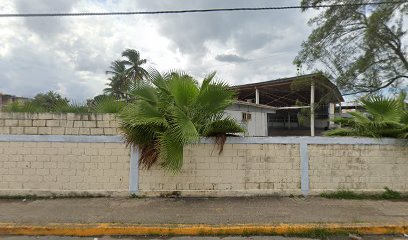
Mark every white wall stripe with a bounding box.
[300,143,309,196]
[129,146,139,194]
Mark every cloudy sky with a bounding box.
[0,0,316,100]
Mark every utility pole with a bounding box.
[310,79,315,137]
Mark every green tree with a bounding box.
[326,92,408,138]
[32,91,69,111]
[119,70,244,171]
[104,60,128,98]
[296,0,408,95]
[121,49,149,85]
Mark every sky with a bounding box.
[0,0,316,101]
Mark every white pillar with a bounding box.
[310,80,315,137]
[329,103,335,129]
[255,88,259,104]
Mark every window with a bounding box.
[242,112,252,121]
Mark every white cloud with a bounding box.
[0,0,314,100]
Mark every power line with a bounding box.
[0,1,406,18]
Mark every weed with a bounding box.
[285,228,347,239]
[381,187,402,199]
[321,188,406,200]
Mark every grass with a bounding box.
[321,187,405,200]
[284,228,347,239]
[0,193,109,200]
[1,97,125,114]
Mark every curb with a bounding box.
[0,223,407,237]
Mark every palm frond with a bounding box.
[361,95,402,122]
[202,118,245,137]
[118,69,244,171]
[330,94,408,139]
[157,130,184,172]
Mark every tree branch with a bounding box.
[342,75,408,96]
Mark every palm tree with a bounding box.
[119,69,244,171]
[326,93,408,139]
[104,60,128,98]
[121,49,149,84]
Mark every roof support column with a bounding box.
[255,88,259,104]
[329,103,335,129]
[310,80,315,137]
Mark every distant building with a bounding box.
[228,73,344,137]
[0,93,30,107]
[225,101,277,137]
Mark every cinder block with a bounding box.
[65,120,74,127]
[10,127,24,134]
[24,127,38,134]
[96,121,110,128]
[80,114,90,121]
[103,128,117,135]
[38,113,53,120]
[46,120,60,127]
[79,128,91,135]
[38,127,52,135]
[18,120,33,127]
[90,128,104,135]
[36,168,50,176]
[52,113,66,120]
[44,162,57,169]
[0,127,10,134]
[32,120,46,127]
[5,120,18,127]
[74,121,84,129]
[83,121,97,128]
[0,112,12,119]
[65,128,79,135]
[67,113,76,121]
[109,121,119,128]
[51,127,65,135]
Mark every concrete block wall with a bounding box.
[0,112,120,135]
[139,143,301,196]
[309,144,408,193]
[138,138,408,197]
[0,141,130,196]
[0,112,130,196]
[0,112,407,197]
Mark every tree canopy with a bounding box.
[119,70,244,171]
[104,49,148,99]
[326,92,408,138]
[296,0,407,95]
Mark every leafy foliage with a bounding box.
[119,70,244,171]
[296,0,408,95]
[31,91,69,111]
[2,93,124,114]
[2,101,45,113]
[104,60,129,98]
[89,95,125,113]
[104,49,148,99]
[326,92,408,138]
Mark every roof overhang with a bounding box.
[231,73,344,105]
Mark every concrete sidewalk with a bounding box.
[0,197,407,236]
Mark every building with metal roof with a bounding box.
[228,73,344,136]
